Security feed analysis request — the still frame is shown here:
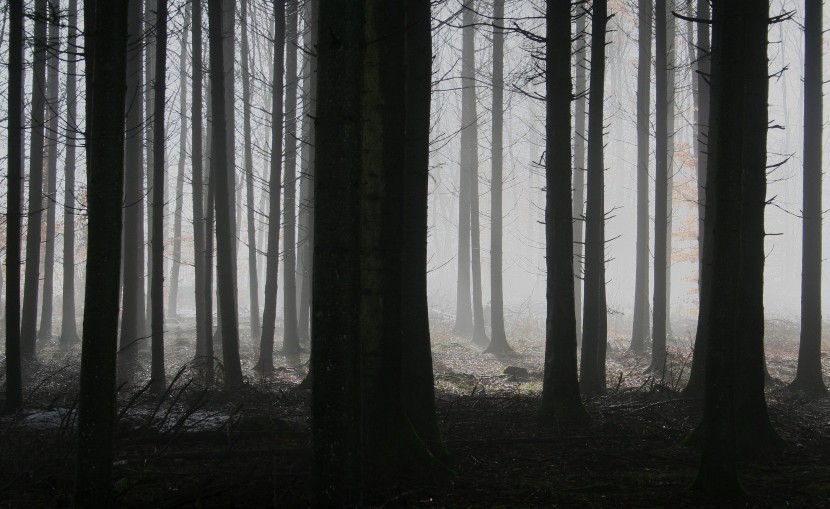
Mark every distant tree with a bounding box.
[692,0,778,495]
[256,0,285,373]
[38,0,61,343]
[74,0,129,502]
[579,0,609,397]
[208,0,243,389]
[4,0,25,414]
[59,0,80,349]
[20,0,48,358]
[282,0,301,355]
[150,0,169,395]
[119,0,145,382]
[240,0,262,340]
[790,0,827,395]
[572,8,587,346]
[539,0,590,424]
[649,0,669,373]
[484,0,513,355]
[453,0,475,338]
[630,0,651,354]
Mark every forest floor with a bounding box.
[1,316,829,507]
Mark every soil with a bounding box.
[1,317,828,507]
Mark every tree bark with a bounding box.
[539,0,590,425]
[20,0,48,358]
[256,0,285,373]
[4,0,25,414]
[573,9,587,347]
[282,0,300,354]
[579,0,609,397]
[74,0,128,502]
[630,0,651,354]
[790,0,827,395]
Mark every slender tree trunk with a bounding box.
[191,0,211,378]
[630,0,651,354]
[118,0,145,382]
[539,0,590,424]
[579,0,609,397]
[4,0,25,414]
[282,0,300,354]
[168,3,190,319]
[665,1,676,337]
[256,0,285,373]
[453,0,475,337]
[60,0,80,350]
[74,0,128,501]
[208,0,243,389]
[144,0,156,336]
[296,0,318,345]
[223,0,237,271]
[484,0,511,355]
[38,1,61,342]
[650,0,668,374]
[150,0,169,395]
[240,0,261,340]
[682,0,711,399]
[790,0,826,395]
[573,10,587,347]
[20,0,48,358]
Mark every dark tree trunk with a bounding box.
[191,0,211,378]
[682,0,711,399]
[20,0,48,358]
[484,0,512,355]
[222,0,237,270]
[282,0,300,354]
[311,0,363,501]
[665,1,676,338]
[572,9,587,347]
[144,0,156,336]
[59,0,80,349]
[208,0,243,389]
[240,0,262,341]
[38,2,61,342]
[692,0,778,495]
[790,0,826,395]
[168,3,190,320]
[650,0,668,373]
[539,0,590,425]
[401,0,446,457]
[630,0,651,354]
[296,0,318,345]
[118,0,145,382]
[256,0,285,373]
[453,0,475,337]
[579,0,609,397]
[150,0,169,395]
[4,0,25,414]
[74,0,128,502]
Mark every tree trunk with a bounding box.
[650,0,668,374]
[665,1,676,338]
[630,0,651,354]
[484,0,512,355]
[38,2,61,343]
[682,0,711,399]
[539,0,590,425]
[208,0,243,389]
[282,0,300,354]
[790,0,826,395]
[144,0,156,337]
[4,0,25,414]
[256,0,285,373]
[240,0,262,340]
[296,0,318,345]
[453,0,475,337]
[572,10,587,347]
[118,0,145,382]
[168,3,190,320]
[191,0,211,379]
[20,0,48,358]
[579,0,609,397]
[74,0,128,502]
